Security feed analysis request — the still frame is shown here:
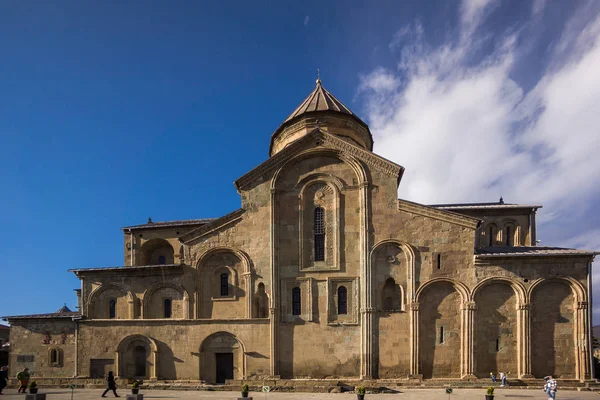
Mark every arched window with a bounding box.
[506,226,512,246]
[164,298,172,318]
[292,287,301,315]
[50,348,58,364]
[337,286,348,315]
[314,207,325,261]
[488,226,494,246]
[109,299,116,319]
[49,347,62,367]
[220,273,229,296]
[158,255,166,265]
[382,278,401,311]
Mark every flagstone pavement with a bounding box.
[1,388,599,400]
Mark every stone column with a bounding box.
[359,182,373,379]
[114,351,121,378]
[518,303,533,377]
[139,299,145,319]
[128,298,135,319]
[462,301,476,378]
[409,301,420,377]
[183,293,190,319]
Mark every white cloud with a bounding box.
[359,4,600,320]
[304,16,310,27]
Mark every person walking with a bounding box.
[16,368,30,394]
[544,376,558,399]
[499,372,507,387]
[0,366,8,395]
[489,372,496,383]
[101,371,120,398]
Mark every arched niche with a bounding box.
[116,334,158,379]
[142,282,190,319]
[139,238,175,266]
[87,284,134,319]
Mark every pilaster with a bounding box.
[462,301,476,378]
[409,301,419,376]
[518,302,533,378]
[359,181,373,378]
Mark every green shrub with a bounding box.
[29,382,37,389]
[242,384,249,393]
[486,386,494,395]
[357,386,366,395]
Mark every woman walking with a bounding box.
[101,371,120,398]
[0,366,8,395]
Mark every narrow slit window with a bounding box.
[495,338,500,352]
[158,255,166,265]
[220,273,229,296]
[437,253,441,269]
[439,326,445,344]
[109,299,116,319]
[51,349,58,364]
[506,226,512,246]
[292,287,301,316]
[337,286,348,315]
[164,298,172,318]
[489,226,494,246]
[314,207,325,261]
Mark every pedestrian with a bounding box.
[16,368,30,394]
[544,376,557,399]
[499,371,507,387]
[489,372,496,383]
[0,366,8,395]
[101,371,120,398]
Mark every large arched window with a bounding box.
[164,298,172,318]
[158,255,166,265]
[505,226,512,246]
[488,226,494,246]
[337,286,347,315]
[109,299,116,319]
[314,207,325,261]
[292,287,301,315]
[220,273,229,296]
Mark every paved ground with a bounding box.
[1,388,599,400]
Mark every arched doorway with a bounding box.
[200,332,245,384]
[116,334,158,379]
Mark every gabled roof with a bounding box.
[476,246,598,258]
[430,200,542,211]
[239,129,403,191]
[121,218,215,230]
[3,305,81,321]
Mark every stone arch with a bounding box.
[87,284,134,319]
[529,278,579,378]
[371,239,417,308]
[139,238,175,265]
[142,282,190,319]
[197,247,253,319]
[116,334,158,379]
[417,279,468,378]
[199,332,246,383]
[271,146,368,191]
[471,278,522,377]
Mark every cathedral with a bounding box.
[4,79,597,384]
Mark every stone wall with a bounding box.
[9,319,76,378]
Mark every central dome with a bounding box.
[269,79,373,156]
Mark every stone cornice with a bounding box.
[397,199,480,229]
[179,208,245,245]
[235,129,404,191]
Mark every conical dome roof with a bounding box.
[282,78,357,123]
[56,305,72,313]
[270,79,373,156]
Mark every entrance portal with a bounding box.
[215,353,234,383]
[199,332,244,383]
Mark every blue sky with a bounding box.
[1,1,600,321]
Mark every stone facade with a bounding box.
[3,80,597,383]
